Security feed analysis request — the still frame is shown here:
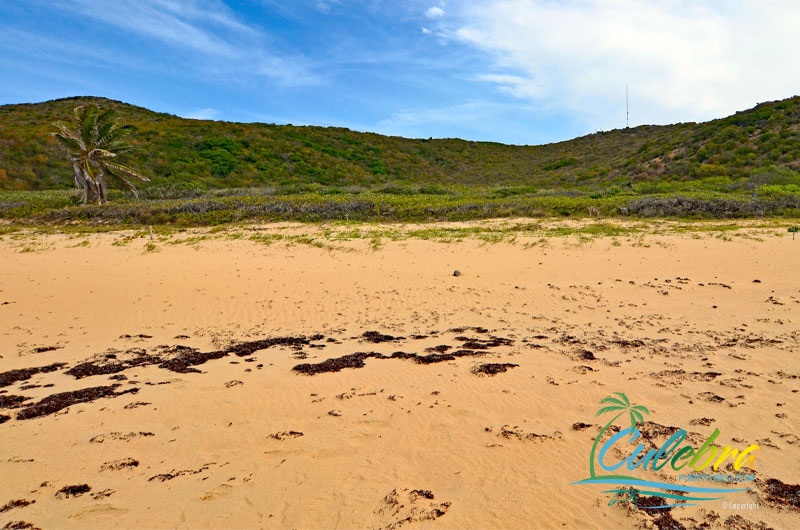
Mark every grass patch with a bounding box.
[2,184,800,228]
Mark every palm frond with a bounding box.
[52,120,73,134]
[80,105,99,147]
[631,405,650,416]
[614,392,630,406]
[89,148,118,160]
[600,397,627,407]
[100,161,149,182]
[52,122,84,143]
[100,140,135,154]
[52,133,83,153]
[72,105,86,123]
[632,409,644,425]
[595,405,625,417]
[95,109,117,139]
[103,167,138,196]
[96,125,133,147]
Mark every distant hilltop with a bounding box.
[0,95,799,191]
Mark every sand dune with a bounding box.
[0,221,798,529]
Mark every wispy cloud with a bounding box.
[66,0,251,56]
[55,0,320,86]
[0,26,149,71]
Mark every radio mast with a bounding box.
[626,85,629,128]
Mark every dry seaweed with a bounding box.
[16,385,138,420]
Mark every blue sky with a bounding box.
[1,1,799,145]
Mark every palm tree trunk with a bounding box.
[589,411,625,478]
[87,179,98,204]
[98,178,107,205]
[73,163,88,205]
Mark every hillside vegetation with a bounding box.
[1,96,799,224]
[1,96,800,193]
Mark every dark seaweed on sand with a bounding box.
[66,335,326,378]
[472,363,519,376]
[293,349,490,375]
[0,363,67,388]
[55,484,91,499]
[361,331,404,343]
[0,395,30,409]
[16,385,139,420]
[761,478,800,509]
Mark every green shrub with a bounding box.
[542,157,578,171]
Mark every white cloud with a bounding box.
[447,0,800,129]
[425,6,445,19]
[475,73,542,99]
[421,27,432,35]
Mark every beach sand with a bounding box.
[0,220,798,529]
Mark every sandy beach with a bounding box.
[0,220,798,529]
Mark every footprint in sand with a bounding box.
[375,488,451,530]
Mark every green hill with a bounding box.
[1,95,799,193]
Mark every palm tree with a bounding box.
[52,105,148,205]
[589,392,649,478]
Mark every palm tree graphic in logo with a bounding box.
[590,392,650,478]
